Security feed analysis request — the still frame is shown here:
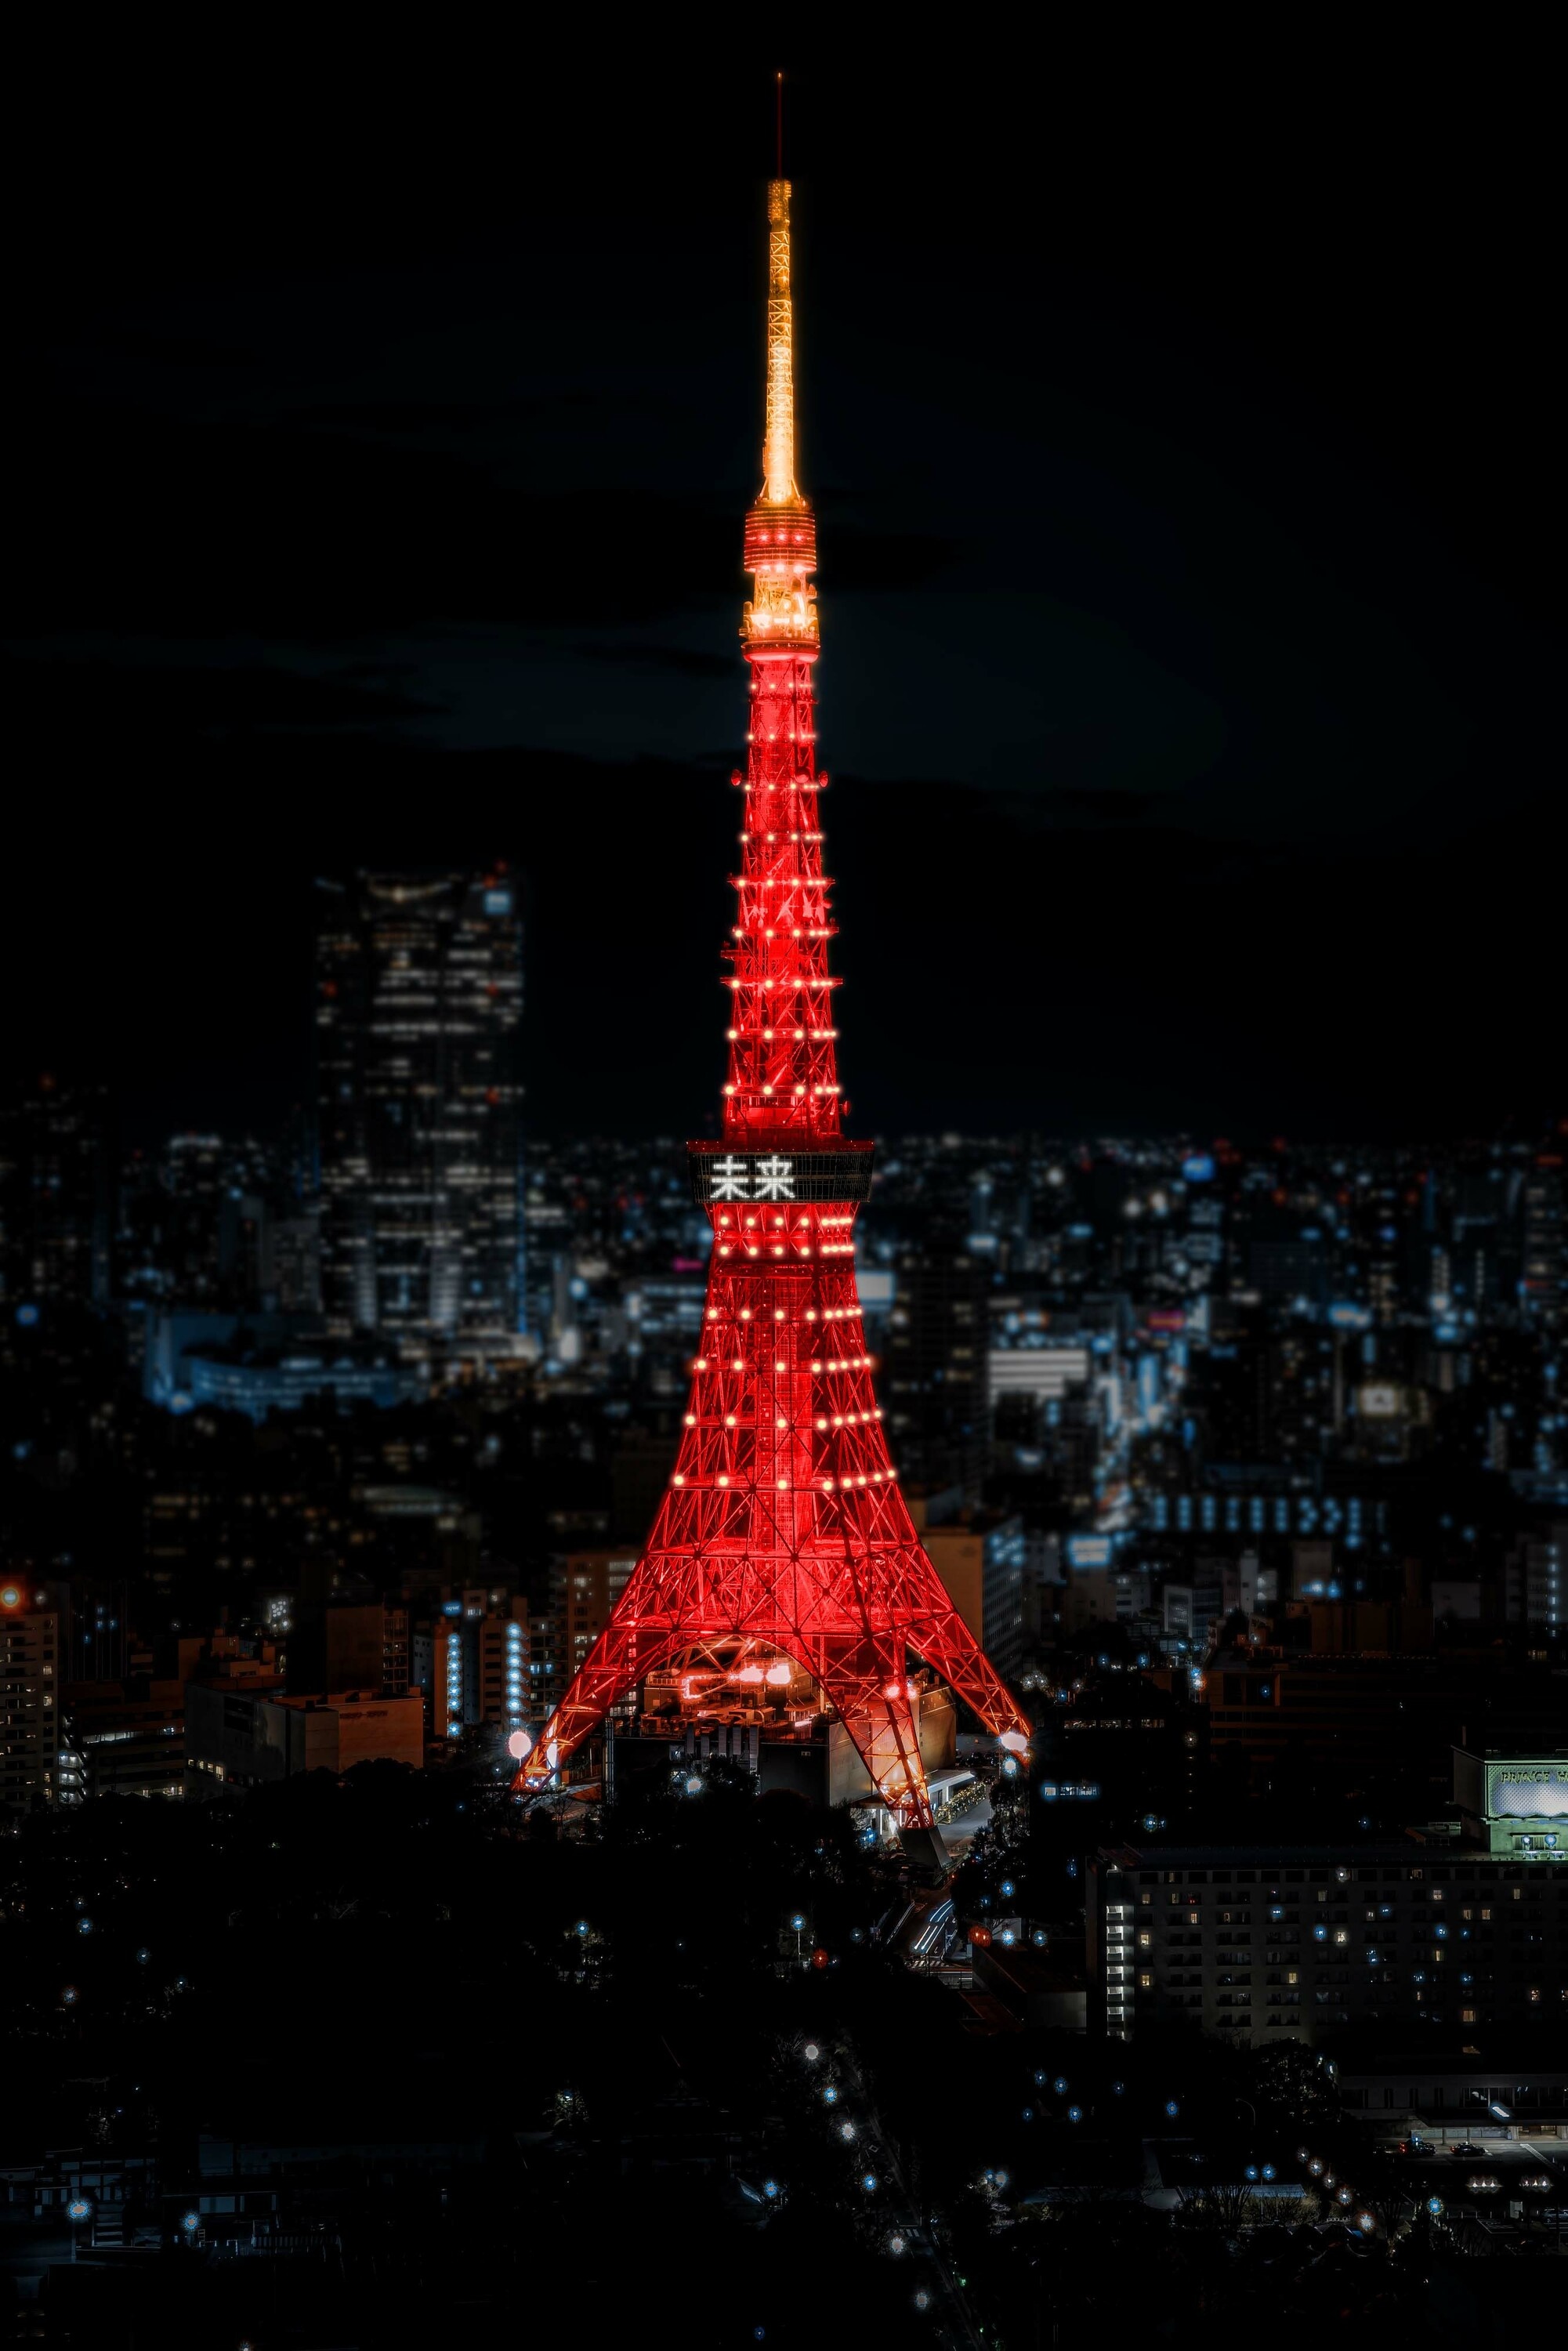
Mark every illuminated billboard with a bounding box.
[1487,1762,1568,1820]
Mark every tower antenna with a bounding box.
[775,70,783,177]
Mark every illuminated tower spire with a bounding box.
[762,176,799,508]
[519,169,1031,1864]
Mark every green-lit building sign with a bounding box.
[1454,1751,1568,1859]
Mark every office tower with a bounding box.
[315,870,524,1359]
[516,176,1030,1856]
[885,1248,992,1502]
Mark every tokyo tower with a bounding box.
[520,170,1030,1858]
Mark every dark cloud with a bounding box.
[2,649,441,743]
[568,641,736,681]
[5,386,968,652]
[93,330,256,368]
[290,392,603,433]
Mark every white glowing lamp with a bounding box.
[508,1728,534,1762]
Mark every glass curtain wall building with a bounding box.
[314,871,524,1362]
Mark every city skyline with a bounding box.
[2,45,1564,2341]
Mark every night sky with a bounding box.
[5,38,1556,1143]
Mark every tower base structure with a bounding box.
[520,1155,1030,1846]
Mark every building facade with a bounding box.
[315,870,524,1359]
[1092,1836,1568,2046]
[0,1579,65,1811]
[185,1683,423,1796]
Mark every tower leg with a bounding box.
[904,1564,1034,1755]
[520,1603,679,1791]
[815,1634,936,1832]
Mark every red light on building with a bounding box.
[516,173,1030,1853]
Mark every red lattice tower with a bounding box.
[520,176,1030,1846]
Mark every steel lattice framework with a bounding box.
[520,178,1030,1838]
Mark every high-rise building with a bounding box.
[412,1598,529,1744]
[0,1578,67,1812]
[516,174,1030,1861]
[885,1248,992,1501]
[289,1601,411,1697]
[315,870,524,1359]
[554,1549,638,1683]
[1522,1156,1563,1327]
[0,1077,113,1311]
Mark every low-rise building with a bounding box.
[60,1680,186,1802]
[185,1685,422,1796]
[1091,1835,1568,2046]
